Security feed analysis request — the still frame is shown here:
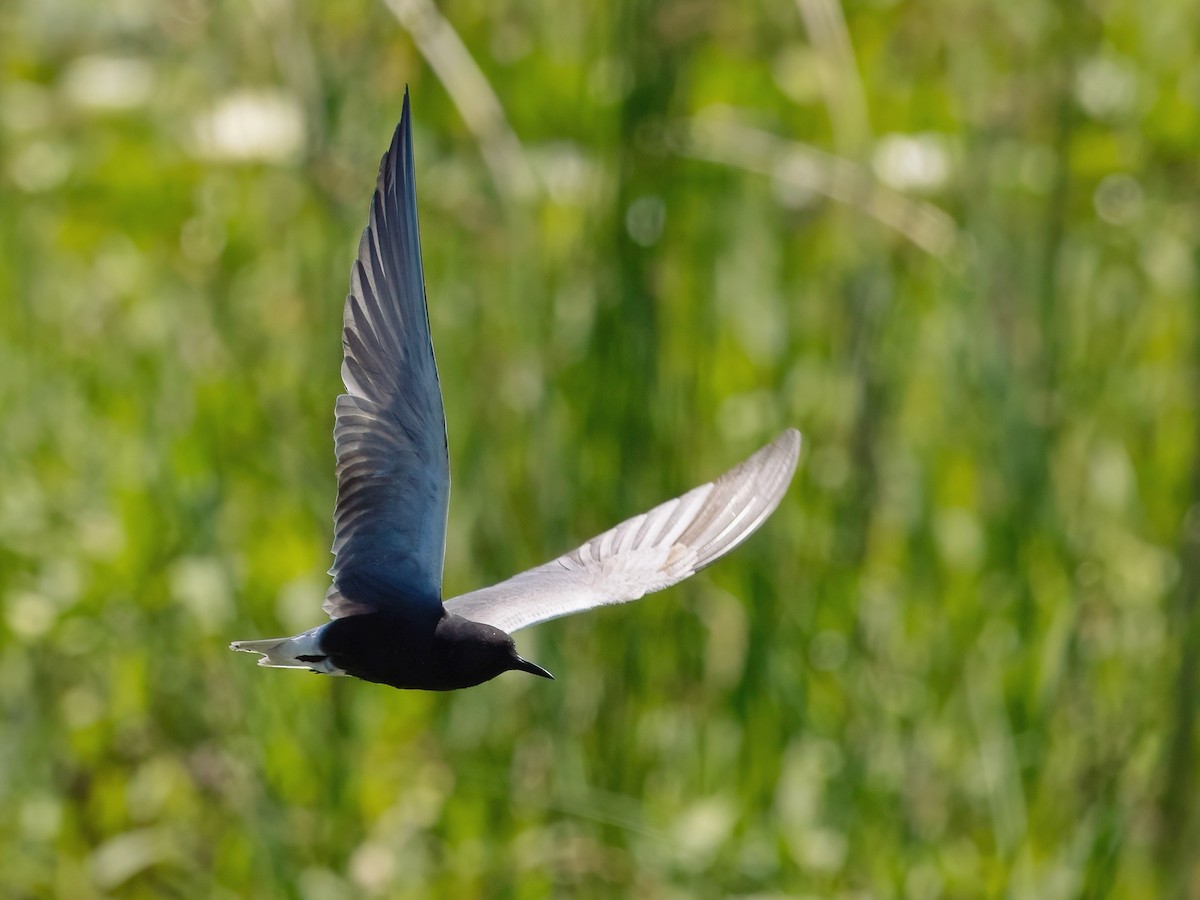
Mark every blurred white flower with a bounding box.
[8,140,71,192]
[625,194,666,246]
[873,132,952,192]
[1076,54,1140,120]
[2,80,53,133]
[191,90,305,163]
[530,141,598,205]
[170,556,233,632]
[62,56,153,111]
[1093,173,1143,226]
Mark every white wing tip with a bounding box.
[774,427,802,461]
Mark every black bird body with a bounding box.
[230,90,801,691]
[317,611,551,691]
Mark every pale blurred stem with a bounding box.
[250,0,326,153]
[1160,317,1200,893]
[677,118,958,259]
[383,0,537,202]
[998,25,1076,861]
[1034,50,1075,418]
[796,0,888,578]
[796,0,889,567]
[586,0,695,802]
[589,0,694,493]
[841,268,889,567]
[794,0,871,153]
[958,21,1080,877]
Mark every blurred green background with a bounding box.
[2,0,1198,896]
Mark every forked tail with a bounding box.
[230,627,341,674]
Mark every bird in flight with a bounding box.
[231,90,801,691]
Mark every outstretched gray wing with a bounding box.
[444,430,801,634]
[323,91,449,619]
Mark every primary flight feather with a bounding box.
[231,91,801,691]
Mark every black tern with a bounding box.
[231,91,801,691]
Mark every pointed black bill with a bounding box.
[511,655,555,680]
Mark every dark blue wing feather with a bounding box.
[323,91,449,620]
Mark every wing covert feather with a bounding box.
[444,430,801,634]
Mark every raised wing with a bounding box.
[323,91,449,620]
[444,430,801,634]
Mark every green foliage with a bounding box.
[1,0,1198,896]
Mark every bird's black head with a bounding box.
[435,614,554,689]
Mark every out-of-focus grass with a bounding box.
[1,0,1198,896]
